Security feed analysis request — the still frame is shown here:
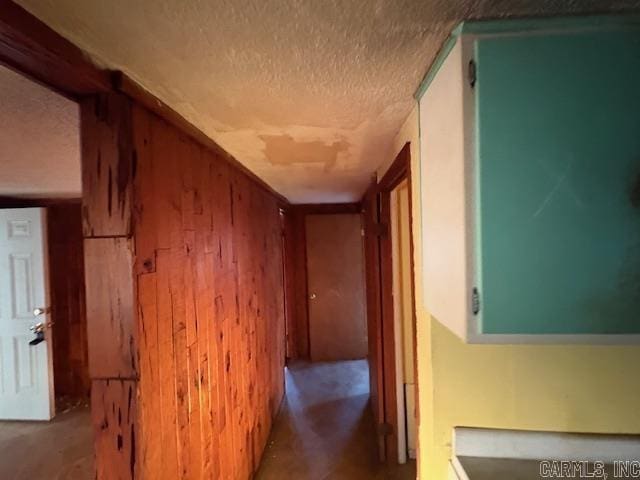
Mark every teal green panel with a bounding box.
[460,14,640,36]
[476,29,640,334]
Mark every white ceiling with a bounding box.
[0,65,80,198]
[13,0,640,203]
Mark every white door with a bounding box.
[0,208,53,420]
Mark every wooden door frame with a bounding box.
[279,207,293,363]
[0,198,88,403]
[364,142,419,464]
[362,179,385,460]
[0,1,111,99]
[0,7,141,471]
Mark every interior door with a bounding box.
[0,208,54,420]
[306,214,367,361]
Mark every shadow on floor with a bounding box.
[0,405,93,480]
[255,360,416,480]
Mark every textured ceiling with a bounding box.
[0,64,80,198]
[14,0,640,202]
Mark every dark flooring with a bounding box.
[0,404,93,480]
[0,362,416,480]
[255,360,416,480]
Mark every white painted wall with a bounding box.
[420,40,469,340]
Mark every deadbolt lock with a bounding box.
[33,307,50,317]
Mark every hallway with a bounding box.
[255,361,416,480]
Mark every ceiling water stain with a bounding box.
[17,0,638,202]
[260,134,349,172]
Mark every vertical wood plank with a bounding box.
[91,379,137,480]
[80,93,134,237]
[137,272,161,479]
[155,248,180,478]
[84,236,137,379]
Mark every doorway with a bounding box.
[258,203,415,479]
[363,143,418,466]
[0,63,92,478]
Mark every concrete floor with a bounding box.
[0,405,93,480]
[255,360,417,480]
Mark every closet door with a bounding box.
[306,214,367,361]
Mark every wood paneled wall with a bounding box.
[81,92,286,479]
[47,203,89,400]
[132,103,285,479]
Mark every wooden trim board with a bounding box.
[0,0,111,98]
[290,203,361,215]
[362,142,420,465]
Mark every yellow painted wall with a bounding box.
[379,105,640,479]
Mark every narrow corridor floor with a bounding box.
[255,360,416,480]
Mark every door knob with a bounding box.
[29,320,54,330]
[309,293,317,300]
[29,322,45,334]
[33,307,50,317]
[29,322,46,346]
